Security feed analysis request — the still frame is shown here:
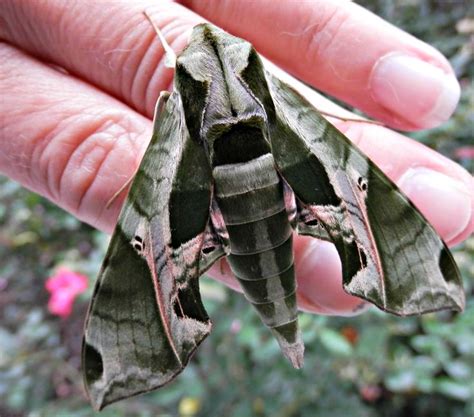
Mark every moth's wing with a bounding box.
[265,71,464,316]
[83,92,216,410]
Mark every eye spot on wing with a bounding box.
[131,235,146,254]
[357,176,368,192]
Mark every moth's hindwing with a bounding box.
[264,71,464,316]
[82,92,216,410]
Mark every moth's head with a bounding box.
[175,24,274,165]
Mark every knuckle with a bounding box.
[36,111,142,220]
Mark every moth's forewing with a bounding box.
[263,72,464,316]
[83,93,214,410]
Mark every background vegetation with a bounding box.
[1,1,472,416]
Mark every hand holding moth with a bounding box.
[1,0,471,410]
[0,0,471,317]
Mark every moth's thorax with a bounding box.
[175,24,270,165]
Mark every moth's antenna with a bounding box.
[143,10,176,68]
[317,110,384,126]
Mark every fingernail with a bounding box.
[370,54,460,128]
[398,167,471,242]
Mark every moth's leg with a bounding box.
[105,169,137,209]
[281,177,331,240]
[198,198,228,274]
[219,258,226,275]
[199,217,226,275]
[282,179,297,227]
[315,109,383,126]
[106,91,171,209]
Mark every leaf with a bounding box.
[319,329,353,357]
[435,377,473,401]
[444,360,472,380]
[411,335,451,363]
[385,369,416,392]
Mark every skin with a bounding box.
[0,0,472,316]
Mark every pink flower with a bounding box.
[45,267,88,318]
[360,384,382,402]
[230,319,241,334]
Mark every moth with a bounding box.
[82,17,465,410]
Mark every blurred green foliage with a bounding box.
[0,1,473,416]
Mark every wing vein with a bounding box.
[144,225,182,366]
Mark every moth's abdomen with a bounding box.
[213,153,304,367]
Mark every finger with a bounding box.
[1,0,460,132]
[0,0,201,118]
[294,237,369,315]
[0,43,149,233]
[180,0,461,131]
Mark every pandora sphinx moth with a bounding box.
[82,21,465,410]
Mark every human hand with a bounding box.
[0,0,472,315]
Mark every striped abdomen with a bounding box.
[213,153,304,367]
